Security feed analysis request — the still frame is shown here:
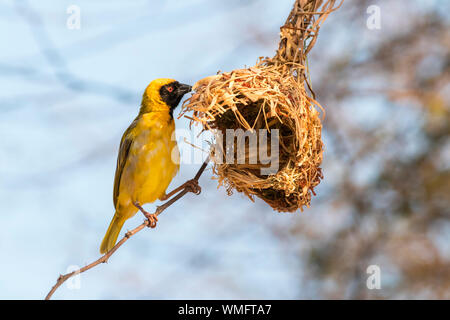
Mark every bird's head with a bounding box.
[141,78,192,117]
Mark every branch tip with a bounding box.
[45,157,210,300]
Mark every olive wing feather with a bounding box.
[113,119,138,208]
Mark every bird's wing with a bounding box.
[113,119,138,208]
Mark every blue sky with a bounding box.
[0,0,302,299]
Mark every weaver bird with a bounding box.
[100,78,196,254]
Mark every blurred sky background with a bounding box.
[0,0,448,299]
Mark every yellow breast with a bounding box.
[117,112,179,213]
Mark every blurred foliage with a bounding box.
[276,0,450,299]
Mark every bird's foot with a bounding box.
[133,202,158,228]
[144,212,158,228]
[184,179,201,195]
[159,179,201,201]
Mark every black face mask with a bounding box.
[159,81,192,117]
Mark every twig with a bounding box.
[45,157,210,300]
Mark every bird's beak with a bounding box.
[177,83,192,96]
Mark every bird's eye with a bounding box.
[167,86,174,93]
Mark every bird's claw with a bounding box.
[134,202,158,228]
[185,179,201,195]
[144,213,158,228]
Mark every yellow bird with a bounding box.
[100,78,192,254]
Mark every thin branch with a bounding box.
[45,157,210,300]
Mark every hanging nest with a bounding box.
[181,0,342,212]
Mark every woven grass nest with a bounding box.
[181,0,340,212]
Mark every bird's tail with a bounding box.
[100,213,126,254]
